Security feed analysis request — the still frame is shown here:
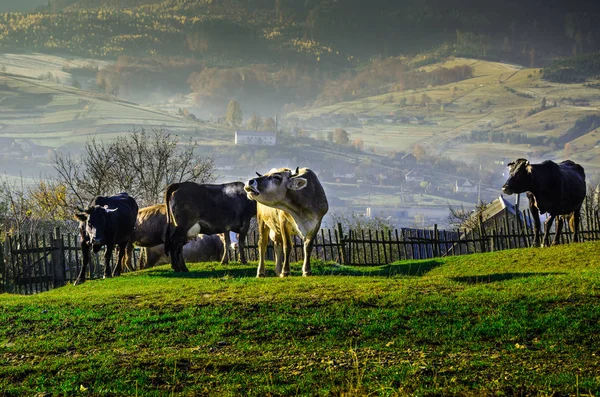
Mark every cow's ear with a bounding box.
[75,213,88,222]
[507,162,515,167]
[288,177,308,190]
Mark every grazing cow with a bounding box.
[164,182,257,272]
[141,234,225,268]
[74,193,138,285]
[244,167,328,277]
[502,158,586,247]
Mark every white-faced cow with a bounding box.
[244,167,328,277]
[74,193,138,285]
[164,182,257,272]
[502,158,586,247]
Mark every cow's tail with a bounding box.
[163,183,180,256]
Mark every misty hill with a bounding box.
[287,58,600,178]
[0,71,229,176]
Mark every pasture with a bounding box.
[289,58,600,174]
[0,73,230,148]
[1,242,599,396]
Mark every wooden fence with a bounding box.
[2,207,600,294]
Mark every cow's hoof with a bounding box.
[256,273,266,278]
[73,278,85,286]
[280,272,290,278]
[302,272,312,277]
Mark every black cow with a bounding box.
[164,182,257,272]
[502,158,586,247]
[74,193,139,285]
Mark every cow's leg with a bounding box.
[123,241,135,272]
[220,232,231,265]
[168,227,188,272]
[174,236,189,272]
[139,247,148,270]
[273,237,284,277]
[74,242,90,286]
[571,209,581,243]
[238,223,251,264]
[542,214,555,247]
[551,216,564,246]
[302,234,317,277]
[529,204,541,247]
[113,242,127,277]
[103,244,114,278]
[280,231,292,278]
[256,220,269,277]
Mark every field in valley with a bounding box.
[290,58,600,175]
[1,243,599,396]
[0,70,230,150]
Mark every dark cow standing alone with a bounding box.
[502,158,586,247]
[74,193,138,285]
[164,182,257,272]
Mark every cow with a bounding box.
[501,158,586,247]
[124,204,181,271]
[244,167,328,277]
[74,192,138,285]
[164,182,257,272]
[141,234,225,268]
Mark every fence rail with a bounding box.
[2,207,600,294]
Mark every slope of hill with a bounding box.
[1,242,599,395]
[0,71,229,147]
[288,58,600,177]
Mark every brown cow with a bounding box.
[244,167,328,277]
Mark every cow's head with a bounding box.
[244,167,307,205]
[502,158,532,195]
[75,205,118,251]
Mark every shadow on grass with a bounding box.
[451,272,566,284]
[315,260,444,277]
[145,260,445,279]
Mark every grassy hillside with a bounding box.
[1,243,600,395]
[0,72,229,148]
[289,58,600,176]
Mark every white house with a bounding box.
[235,131,276,146]
[455,178,478,194]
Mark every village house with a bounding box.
[234,131,277,146]
[455,178,478,194]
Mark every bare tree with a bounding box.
[52,128,216,209]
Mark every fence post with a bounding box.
[336,223,347,265]
[52,227,66,288]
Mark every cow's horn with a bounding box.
[294,166,299,175]
[255,172,262,177]
[77,206,85,212]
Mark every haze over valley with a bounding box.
[1,0,600,228]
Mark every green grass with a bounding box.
[1,243,600,396]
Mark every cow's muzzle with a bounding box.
[244,180,260,195]
[501,185,513,195]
